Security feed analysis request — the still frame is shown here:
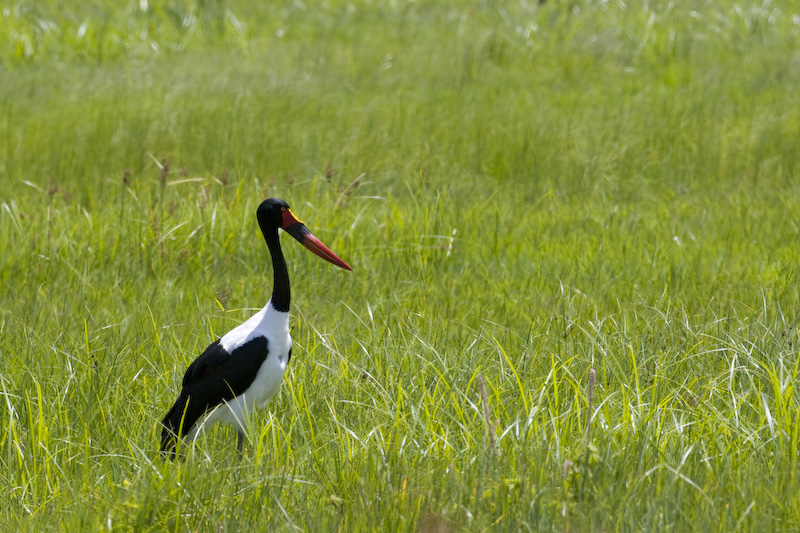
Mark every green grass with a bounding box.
[2,0,800,530]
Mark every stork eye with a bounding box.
[281,207,287,212]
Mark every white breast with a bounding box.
[219,301,290,354]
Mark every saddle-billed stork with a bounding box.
[160,198,351,458]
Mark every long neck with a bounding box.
[264,227,290,312]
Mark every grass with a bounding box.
[2,0,800,530]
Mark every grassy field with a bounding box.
[2,0,800,530]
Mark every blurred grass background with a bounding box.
[2,0,800,530]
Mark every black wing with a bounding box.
[160,336,269,455]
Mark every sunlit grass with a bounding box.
[2,0,800,530]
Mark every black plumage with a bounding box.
[160,337,269,456]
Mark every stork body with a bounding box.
[160,198,350,458]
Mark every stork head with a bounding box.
[257,198,351,271]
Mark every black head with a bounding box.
[257,198,292,231]
[255,197,352,270]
